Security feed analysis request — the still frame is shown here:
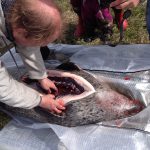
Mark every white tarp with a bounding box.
[49,44,150,72]
[1,44,150,150]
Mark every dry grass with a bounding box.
[57,0,149,45]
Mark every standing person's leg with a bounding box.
[113,8,128,31]
[81,0,98,38]
[83,0,113,42]
[70,0,82,15]
[146,0,150,39]
[70,0,85,38]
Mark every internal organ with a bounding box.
[48,77,85,97]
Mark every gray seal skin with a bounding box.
[0,62,145,127]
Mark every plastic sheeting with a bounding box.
[0,118,67,150]
[50,124,150,150]
[1,44,150,150]
[3,44,150,72]
[48,44,150,72]
[1,118,150,150]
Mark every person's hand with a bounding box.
[110,0,140,9]
[38,78,58,94]
[39,94,65,113]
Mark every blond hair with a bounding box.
[6,0,62,41]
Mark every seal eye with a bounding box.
[48,77,85,97]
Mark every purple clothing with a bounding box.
[71,0,113,23]
[82,0,101,28]
[70,0,113,37]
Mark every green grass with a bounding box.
[0,112,10,129]
[0,0,149,129]
[57,0,149,45]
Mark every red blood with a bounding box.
[124,76,131,80]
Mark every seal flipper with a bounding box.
[56,62,81,71]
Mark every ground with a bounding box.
[0,0,149,129]
[56,0,149,45]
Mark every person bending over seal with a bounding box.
[0,0,65,113]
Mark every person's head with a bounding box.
[6,0,62,46]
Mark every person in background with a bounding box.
[0,0,65,113]
[110,0,140,9]
[70,0,140,42]
[110,0,140,35]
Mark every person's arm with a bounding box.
[110,0,140,9]
[0,61,41,108]
[16,45,58,93]
[16,45,47,80]
[0,61,65,112]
